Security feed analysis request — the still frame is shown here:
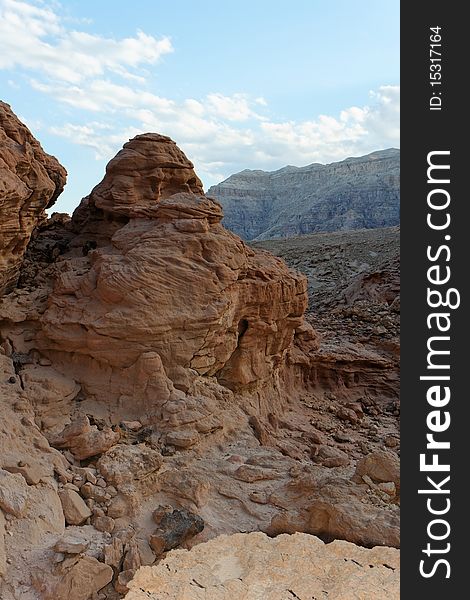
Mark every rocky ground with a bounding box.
[0,101,400,599]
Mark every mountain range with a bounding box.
[207,148,400,240]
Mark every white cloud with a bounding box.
[0,0,173,83]
[0,0,399,191]
[206,93,266,122]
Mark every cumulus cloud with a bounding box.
[0,0,173,83]
[0,0,399,189]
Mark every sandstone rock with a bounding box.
[106,495,129,519]
[115,568,135,594]
[165,429,199,448]
[96,443,162,493]
[93,515,115,533]
[58,489,92,525]
[355,450,400,490]
[53,537,88,554]
[51,415,120,460]
[311,444,350,468]
[104,536,124,568]
[127,532,399,599]
[49,555,113,600]
[0,101,66,294]
[35,133,308,419]
[0,468,29,516]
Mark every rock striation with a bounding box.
[207,149,400,240]
[36,133,309,421]
[127,531,400,600]
[0,101,66,294]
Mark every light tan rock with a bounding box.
[0,468,29,516]
[51,414,120,460]
[127,532,399,599]
[355,450,400,490]
[0,101,66,294]
[58,489,92,525]
[49,555,113,600]
[97,443,162,486]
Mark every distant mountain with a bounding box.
[207,149,400,240]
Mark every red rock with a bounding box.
[0,102,66,294]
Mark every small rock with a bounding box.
[63,483,80,493]
[337,407,359,424]
[121,420,142,431]
[114,569,135,595]
[165,430,199,449]
[151,508,204,553]
[149,534,166,556]
[378,482,397,497]
[93,516,115,533]
[104,537,124,568]
[53,538,88,554]
[311,445,349,468]
[107,495,128,519]
[355,450,400,490]
[59,489,92,525]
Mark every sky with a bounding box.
[0,0,400,215]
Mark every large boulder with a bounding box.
[127,532,399,599]
[36,133,310,421]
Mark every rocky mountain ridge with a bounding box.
[207,148,400,240]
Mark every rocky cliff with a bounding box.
[0,106,399,599]
[0,102,67,295]
[207,149,400,240]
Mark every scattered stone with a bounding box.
[58,489,92,525]
[115,568,135,595]
[165,430,199,449]
[150,508,204,554]
[51,555,113,600]
[93,515,115,533]
[107,495,129,519]
[311,445,349,468]
[53,538,88,555]
[355,450,400,490]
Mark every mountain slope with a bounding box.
[207,149,400,240]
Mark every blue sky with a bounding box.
[0,0,399,214]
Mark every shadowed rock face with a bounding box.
[207,149,400,241]
[0,102,67,294]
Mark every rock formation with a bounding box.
[127,532,400,599]
[207,149,400,240]
[0,102,66,295]
[0,105,400,599]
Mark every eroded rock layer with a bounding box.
[0,102,66,295]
